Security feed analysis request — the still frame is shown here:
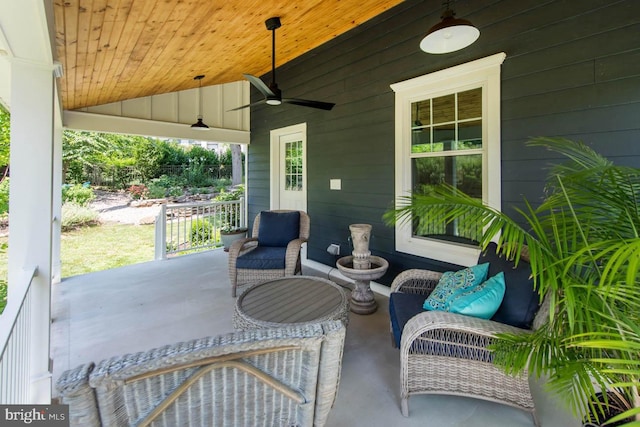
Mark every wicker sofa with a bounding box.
[56,321,345,427]
[228,210,310,297]
[388,243,547,426]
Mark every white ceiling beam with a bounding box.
[63,110,251,145]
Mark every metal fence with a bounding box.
[155,198,245,259]
[83,164,234,188]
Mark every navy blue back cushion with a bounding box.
[479,242,540,329]
[236,247,287,270]
[257,211,300,247]
[389,292,426,347]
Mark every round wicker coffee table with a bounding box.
[233,276,349,330]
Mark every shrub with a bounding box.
[190,218,215,245]
[215,186,245,231]
[0,279,6,314]
[182,162,214,187]
[213,178,232,192]
[146,183,166,199]
[128,184,149,200]
[0,178,9,214]
[0,241,6,314]
[61,202,100,231]
[213,185,244,202]
[153,174,185,189]
[167,186,183,198]
[190,187,211,195]
[62,183,95,206]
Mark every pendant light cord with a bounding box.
[195,75,205,118]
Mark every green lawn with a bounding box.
[59,223,155,277]
[0,224,156,312]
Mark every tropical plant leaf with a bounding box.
[385,136,640,422]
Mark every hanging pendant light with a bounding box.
[420,0,480,54]
[191,75,210,130]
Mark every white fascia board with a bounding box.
[0,0,53,64]
[63,110,250,145]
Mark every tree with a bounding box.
[231,144,243,185]
[62,130,110,183]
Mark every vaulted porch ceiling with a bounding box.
[54,0,405,111]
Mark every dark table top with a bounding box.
[235,276,348,327]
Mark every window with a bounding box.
[390,53,506,266]
[284,140,303,191]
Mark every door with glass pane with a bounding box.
[277,131,306,211]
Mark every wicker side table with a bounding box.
[233,276,349,330]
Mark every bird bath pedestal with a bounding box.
[336,224,389,314]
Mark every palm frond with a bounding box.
[384,136,640,422]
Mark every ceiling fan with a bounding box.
[229,17,335,111]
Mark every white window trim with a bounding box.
[390,52,506,266]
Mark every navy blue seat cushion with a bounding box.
[389,292,492,361]
[479,242,541,329]
[389,292,426,347]
[236,246,287,270]
[258,211,301,247]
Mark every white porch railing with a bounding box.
[155,198,245,259]
[0,266,37,403]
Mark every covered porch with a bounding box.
[51,249,578,426]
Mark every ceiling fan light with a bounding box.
[266,98,282,106]
[420,8,479,54]
[191,116,210,130]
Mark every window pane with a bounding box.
[412,155,482,196]
[411,155,482,240]
[458,120,482,149]
[284,140,303,191]
[458,88,481,120]
[433,125,454,152]
[411,100,431,127]
[411,128,431,153]
[433,94,455,124]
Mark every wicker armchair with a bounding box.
[389,245,547,426]
[56,321,346,427]
[228,210,310,297]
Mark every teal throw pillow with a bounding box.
[449,272,506,319]
[423,263,489,311]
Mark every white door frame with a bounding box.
[269,122,308,211]
[270,123,308,261]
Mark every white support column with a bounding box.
[8,60,56,403]
[51,87,63,284]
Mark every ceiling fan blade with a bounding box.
[227,99,267,111]
[282,98,335,111]
[237,19,336,112]
[243,74,275,98]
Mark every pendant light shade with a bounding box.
[191,117,209,129]
[191,75,210,130]
[420,3,479,54]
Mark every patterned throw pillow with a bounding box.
[449,272,506,319]
[423,263,489,311]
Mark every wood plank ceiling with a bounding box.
[54,0,406,111]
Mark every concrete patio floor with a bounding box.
[51,249,579,426]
